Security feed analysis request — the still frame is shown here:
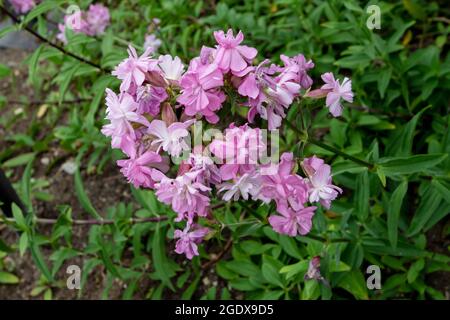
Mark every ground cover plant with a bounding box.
[0,0,449,300]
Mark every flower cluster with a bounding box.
[102,29,352,260]
[9,0,38,13]
[57,4,110,43]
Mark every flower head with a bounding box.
[147,119,195,157]
[302,156,342,209]
[85,4,110,35]
[153,170,211,222]
[174,224,210,259]
[213,29,257,73]
[158,55,185,82]
[112,45,159,93]
[10,0,37,14]
[321,72,353,117]
[269,203,317,236]
[177,63,225,123]
[143,34,162,54]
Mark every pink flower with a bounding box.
[143,34,162,54]
[152,170,211,222]
[218,172,261,201]
[186,151,222,186]
[101,89,148,146]
[112,45,159,93]
[321,72,353,117]
[269,203,317,236]
[9,0,37,14]
[85,4,110,35]
[209,124,265,180]
[174,224,209,259]
[177,63,225,123]
[302,156,342,209]
[280,54,314,89]
[158,55,184,82]
[117,146,167,189]
[241,60,301,130]
[213,29,257,73]
[136,85,168,116]
[259,152,308,211]
[147,119,195,157]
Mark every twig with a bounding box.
[0,5,108,73]
[201,238,233,270]
[284,118,374,169]
[8,98,91,105]
[4,215,168,225]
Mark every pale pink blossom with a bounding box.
[85,4,110,35]
[143,34,162,54]
[268,204,316,236]
[101,89,148,146]
[112,45,159,93]
[213,29,257,73]
[174,224,209,259]
[177,63,225,123]
[321,72,353,117]
[136,85,167,116]
[218,172,261,201]
[152,170,211,222]
[259,153,308,211]
[10,0,37,14]
[117,146,167,189]
[158,55,185,82]
[303,156,342,209]
[147,119,194,157]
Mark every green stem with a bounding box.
[284,118,374,169]
[308,138,374,169]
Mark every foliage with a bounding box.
[0,0,449,300]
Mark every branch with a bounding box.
[0,5,108,73]
[201,238,233,270]
[4,215,168,226]
[8,98,91,105]
[284,118,374,169]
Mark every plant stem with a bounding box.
[284,118,374,169]
[308,138,374,169]
[0,5,108,73]
[4,215,168,226]
[8,98,91,105]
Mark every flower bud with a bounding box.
[161,102,178,126]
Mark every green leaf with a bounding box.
[74,167,101,219]
[19,232,28,257]
[407,184,442,237]
[355,170,370,221]
[377,67,392,98]
[0,238,12,253]
[378,154,447,176]
[28,45,44,85]
[152,227,175,291]
[431,179,450,205]
[20,157,34,212]
[226,260,259,277]
[0,272,19,284]
[23,0,62,24]
[387,181,408,249]
[386,106,430,157]
[3,152,36,167]
[0,64,11,79]
[30,240,54,282]
[337,270,368,300]
[329,261,351,272]
[261,256,284,288]
[407,259,425,283]
[279,260,309,280]
[12,204,27,231]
